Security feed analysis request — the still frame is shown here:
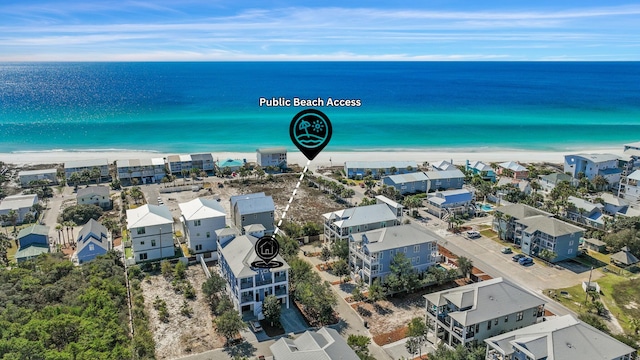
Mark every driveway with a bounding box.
[280,303,309,334]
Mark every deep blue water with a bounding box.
[0,62,639,153]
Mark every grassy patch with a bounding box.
[586,249,611,265]
[479,229,498,239]
[6,240,18,264]
[125,247,133,259]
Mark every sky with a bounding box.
[1,0,639,61]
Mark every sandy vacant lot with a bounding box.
[140,265,224,360]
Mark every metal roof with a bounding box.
[495,204,553,220]
[424,169,465,180]
[179,198,226,221]
[76,185,110,198]
[270,327,359,360]
[64,158,108,169]
[126,204,173,228]
[19,168,57,176]
[76,219,109,252]
[15,244,50,260]
[322,204,397,229]
[351,223,440,252]
[499,161,527,172]
[0,194,38,211]
[18,224,50,239]
[218,234,289,278]
[384,172,428,184]
[516,215,584,237]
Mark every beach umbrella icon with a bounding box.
[298,119,311,136]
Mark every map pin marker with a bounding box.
[289,109,332,161]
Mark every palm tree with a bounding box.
[55,223,64,246]
[390,166,397,175]
[69,172,81,188]
[592,175,608,191]
[457,256,473,279]
[6,210,18,232]
[90,167,102,184]
[494,211,504,240]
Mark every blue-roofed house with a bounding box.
[349,224,439,286]
[381,172,429,195]
[344,161,418,179]
[216,158,246,173]
[74,219,110,264]
[567,196,608,230]
[15,224,50,263]
[230,193,275,235]
[466,160,496,182]
[425,189,474,219]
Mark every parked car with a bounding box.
[501,247,513,254]
[512,254,525,262]
[250,321,263,332]
[466,231,481,239]
[257,356,265,360]
[519,257,534,266]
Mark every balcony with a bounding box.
[275,287,287,296]
[240,294,253,303]
[255,278,273,287]
[240,281,253,290]
[274,274,287,283]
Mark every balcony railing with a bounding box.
[275,287,287,296]
[240,282,253,290]
[241,295,253,303]
[274,274,287,283]
[255,278,273,287]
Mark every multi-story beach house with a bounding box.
[484,314,636,360]
[538,172,577,192]
[190,153,215,172]
[466,160,496,182]
[270,327,359,360]
[0,194,39,225]
[493,204,553,243]
[166,154,193,174]
[323,198,401,242]
[344,160,418,179]
[216,158,245,173]
[74,219,110,264]
[217,228,289,320]
[64,159,110,182]
[425,169,465,192]
[126,204,175,263]
[564,153,621,188]
[567,196,607,229]
[431,160,457,171]
[425,277,546,348]
[425,189,474,219]
[256,147,287,169]
[381,172,429,195]
[349,224,439,286]
[496,178,532,196]
[116,158,166,184]
[497,161,529,180]
[230,192,275,235]
[618,169,640,204]
[19,168,58,187]
[623,141,640,169]
[179,198,226,258]
[517,215,584,262]
[76,185,111,210]
[15,224,50,263]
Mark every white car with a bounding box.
[250,321,263,332]
[466,231,481,239]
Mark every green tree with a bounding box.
[331,239,349,261]
[347,334,373,360]
[302,222,321,236]
[61,204,103,225]
[368,278,386,302]
[90,167,102,184]
[405,337,421,358]
[332,258,349,278]
[202,272,226,307]
[0,233,11,266]
[174,260,186,280]
[457,256,473,279]
[389,252,420,294]
[214,310,246,345]
[320,246,332,263]
[262,294,281,326]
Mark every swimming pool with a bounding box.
[477,203,495,212]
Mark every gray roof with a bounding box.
[179,198,226,221]
[424,278,545,326]
[19,168,57,176]
[244,224,266,233]
[517,215,584,238]
[468,160,492,172]
[219,234,288,278]
[610,246,639,266]
[600,193,628,207]
[345,161,417,170]
[495,203,552,220]
[323,204,397,229]
[65,158,108,169]
[424,169,465,180]
[270,327,359,360]
[499,161,527,172]
[18,224,50,239]
[484,315,635,360]
[583,238,606,247]
[234,195,274,215]
[230,192,266,210]
[540,172,573,185]
[567,196,602,214]
[257,147,287,154]
[628,170,640,181]
[0,194,38,211]
[76,219,109,252]
[565,153,620,163]
[77,186,110,198]
[351,224,440,252]
[384,172,428,184]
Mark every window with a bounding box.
[494,318,498,326]
[414,245,420,252]
[140,241,145,245]
[569,240,574,246]
[137,227,145,235]
[242,216,246,222]
[139,253,148,261]
[196,244,202,251]
[194,219,201,226]
[487,320,492,330]
[206,232,211,238]
[568,249,573,254]
[516,311,524,321]
[403,247,407,253]
[151,240,156,247]
[504,315,509,323]
[379,252,383,259]
[89,244,94,251]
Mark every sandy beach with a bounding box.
[0,147,626,168]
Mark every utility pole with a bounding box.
[584,266,594,305]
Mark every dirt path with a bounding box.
[140,265,224,359]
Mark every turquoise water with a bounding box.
[1,62,639,153]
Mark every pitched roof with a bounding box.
[64,158,108,169]
[18,224,50,239]
[179,198,226,221]
[353,224,440,252]
[468,160,492,172]
[495,203,553,220]
[424,169,465,180]
[234,195,274,215]
[484,315,635,360]
[565,153,620,163]
[257,147,287,154]
[15,244,50,259]
[567,196,602,214]
[218,234,288,278]
[539,172,573,185]
[230,192,265,209]
[126,204,173,229]
[431,160,457,171]
[628,170,640,181]
[322,204,397,229]
[19,168,57,176]
[116,158,165,168]
[499,161,527,172]
[610,247,639,266]
[344,161,418,170]
[600,193,628,207]
[76,186,110,198]
[424,278,545,326]
[270,327,359,360]
[0,194,38,211]
[384,172,428,184]
[76,219,109,252]
[517,215,584,237]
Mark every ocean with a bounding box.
[1,62,639,154]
